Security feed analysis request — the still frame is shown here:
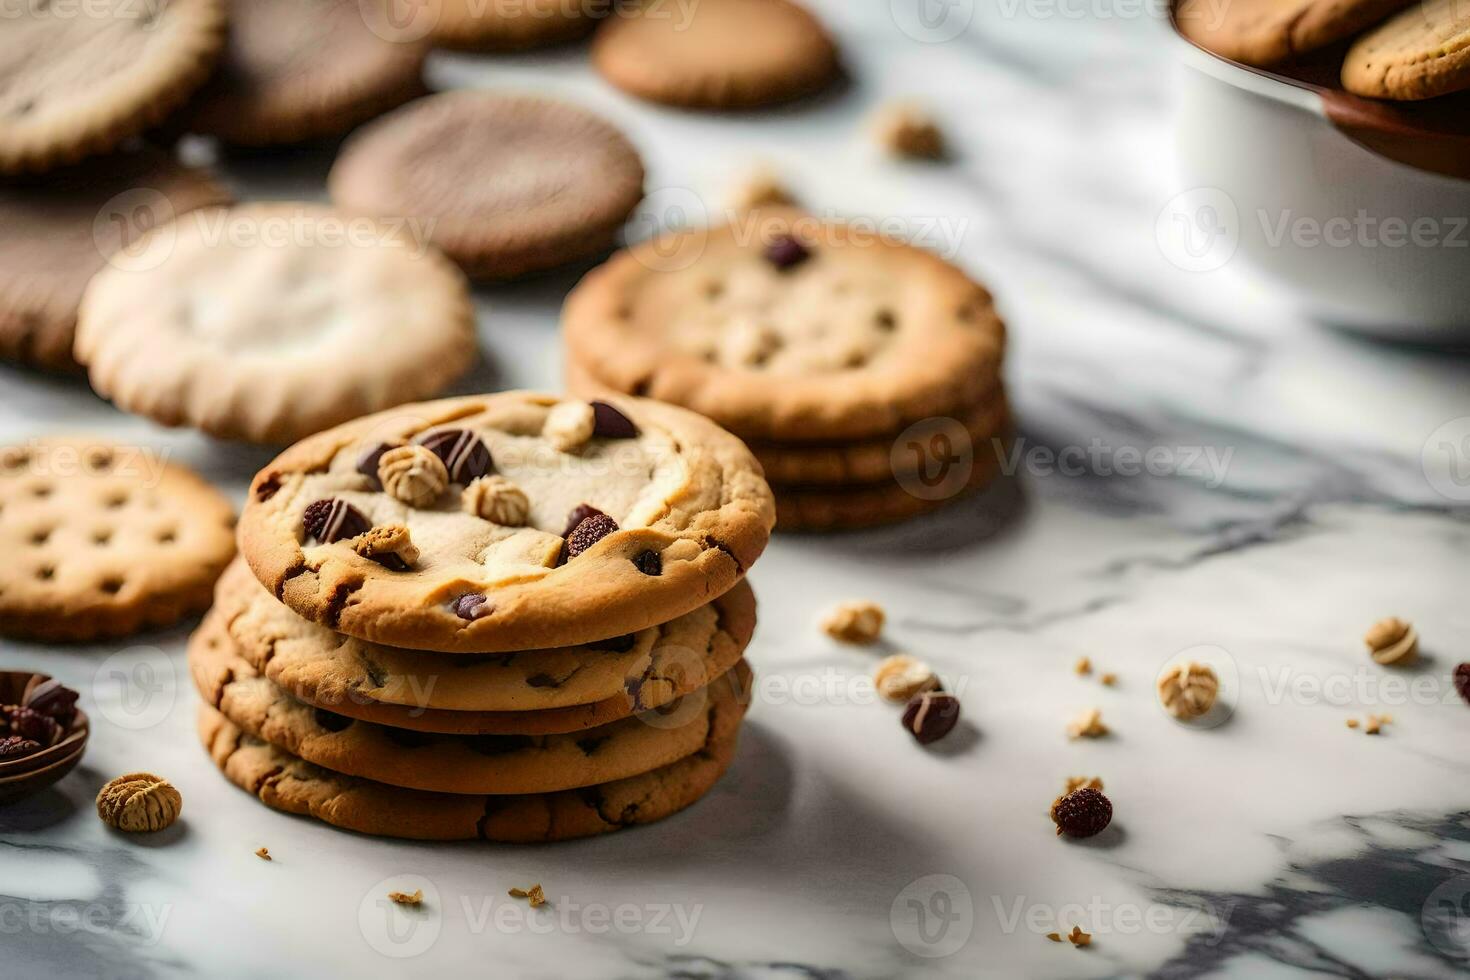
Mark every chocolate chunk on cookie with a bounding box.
[593,0,839,109]
[563,207,1006,443]
[1342,0,1470,100]
[184,0,428,145]
[237,392,774,652]
[0,439,236,641]
[0,149,232,371]
[329,92,645,280]
[0,0,226,173]
[75,203,476,445]
[1177,0,1414,68]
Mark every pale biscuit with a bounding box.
[1342,0,1470,100]
[1177,0,1414,67]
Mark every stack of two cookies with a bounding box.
[191,392,775,841]
[563,208,1012,531]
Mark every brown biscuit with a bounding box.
[0,0,226,173]
[592,0,839,109]
[329,92,645,280]
[1177,0,1414,67]
[432,0,605,50]
[198,700,743,841]
[0,439,236,642]
[1342,0,1470,100]
[184,0,429,145]
[0,150,232,371]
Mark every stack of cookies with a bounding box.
[192,392,775,842]
[563,208,1011,531]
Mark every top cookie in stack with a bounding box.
[563,208,1010,531]
[200,391,774,841]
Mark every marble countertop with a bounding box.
[3,2,1469,977]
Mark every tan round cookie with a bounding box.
[184,0,428,145]
[0,439,236,641]
[1176,0,1414,67]
[0,149,232,371]
[0,0,226,173]
[563,207,1006,444]
[773,432,1009,532]
[329,92,645,280]
[75,202,476,445]
[189,617,750,795]
[1342,0,1470,100]
[198,697,743,841]
[212,559,756,734]
[432,0,605,50]
[592,0,839,109]
[238,392,774,653]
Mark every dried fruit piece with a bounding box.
[0,735,40,759]
[454,593,492,621]
[544,402,596,453]
[1454,663,1470,706]
[1050,787,1112,838]
[4,705,60,746]
[462,476,529,526]
[23,678,78,727]
[566,514,619,559]
[820,600,884,645]
[303,499,371,543]
[1067,708,1108,740]
[631,549,662,576]
[873,654,940,703]
[590,401,639,439]
[418,429,493,483]
[350,525,419,571]
[1157,662,1219,720]
[1365,616,1418,666]
[96,773,182,833]
[562,503,606,537]
[378,445,449,508]
[764,234,811,271]
[901,691,961,745]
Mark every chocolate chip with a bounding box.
[525,673,560,689]
[368,552,413,573]
[1050,787,1113,839]
[418,429,493,484]
[561,503,606,538]
[901,691,960,745]
[567,514,618,560]
[453,593,492,621]
[303,499,371,543]
[355,443,396,486]
[590,401,639,439]
[764,234,811,271]
[4,706,60,746]
[23,679,77,727]
[312,707,352,732]
[594,634,637,653]
[631,550,662,576]
[0,735,40,759]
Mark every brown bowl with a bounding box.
[0,671,89,802]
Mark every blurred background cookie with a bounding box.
[1176,0,1413,68]
[329,91,645,279]
[0,0,226,173]
[431,0,608,51]
[1342,0,1470,100]
[74,202,476,444]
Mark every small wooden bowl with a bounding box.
[0,671,89,803]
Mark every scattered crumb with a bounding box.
[1364,616,1418,666]
[873,653,941,703]
[388,889,423,906]
[1068,925,1093,947]
[728,166,796,211]
[1074,657,1092,676]
[1100,673,1117,687]
[1046,932,1063,942]
[871,102,946,159]
[1346,718,1360,729]
[254,847,271,861]
[820,600,885,645]
[1067,708,1109,740]
[510,884,547,908]
[1065,776,1104,794]
[1364,713,1392,735]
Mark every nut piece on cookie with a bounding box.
[821,600,885,645]
[729,166,797,211]
[1156,662,1219,719]
[871,102,946,160]
[873,654,941,703]
[96,773,182,833]
[463,476,530,526]
[1364,616,1418,666]
[544,401,597,453]
[378,445,449,508]
[351,525,420,572]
